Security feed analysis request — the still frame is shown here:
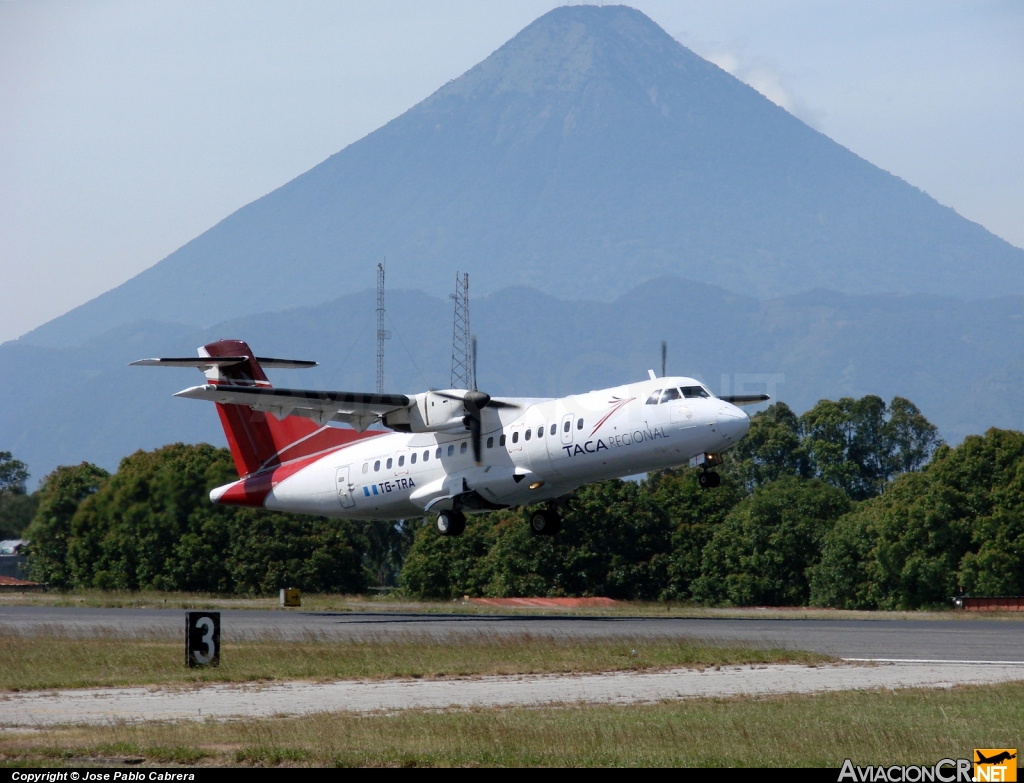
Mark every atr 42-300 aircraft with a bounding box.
[134,340,767,536]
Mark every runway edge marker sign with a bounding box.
[185,611,220,668]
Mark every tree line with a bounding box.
[7,394,1024,607]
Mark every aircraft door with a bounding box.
[395,449,410,475]
[336,466,356,508]
[560,413,575,446]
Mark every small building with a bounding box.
[0,539,29,581]
[0,539,26,555]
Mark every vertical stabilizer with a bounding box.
[201,340,373,478]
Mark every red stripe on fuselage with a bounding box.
[214,433,385,508]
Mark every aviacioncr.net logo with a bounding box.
[839,759,973,782]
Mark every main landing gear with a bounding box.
[529,507,561,536]
[698,470,721,489]
[435,509,466,537]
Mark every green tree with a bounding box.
[811,429,1024,609]
[0,452,29,495]
[361,520,417,588]
[483,479,674,600]
[0,451,36,539]
[692,477,851,606]
[647,467,745,600]
[65,443,238,590]
[24,462,110,586]
[400,479,678,601]
[399,514,498,599]
[33,444,367,594]
[226,510,366,594]
[724,403,809,490]
[801,396,941,500]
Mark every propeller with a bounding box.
[661,340,667,378]
[434,336,518,463]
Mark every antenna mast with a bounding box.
[450,271,471,389]
[376,260,390,394]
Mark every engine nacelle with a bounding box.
[383,391,467,433]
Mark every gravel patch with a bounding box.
[2,661,1023,726]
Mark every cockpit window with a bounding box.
[682,385,710,399]
[645,389,663,405]
[659,388,681,403]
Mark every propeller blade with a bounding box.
[472,336,478,392]
[486,398,520,409]
[661,340,667,377]
[470,415,482,463]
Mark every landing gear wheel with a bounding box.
[529,509,561,536]
[435,510,466,536]
[698,471,721,489]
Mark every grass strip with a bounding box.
[1,682,1022,767]
[5,591,1016,622]
[0,631,827,692]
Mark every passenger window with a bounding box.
[386,458,393,469]
[398,455,405,467]
[500,434,506,446]
[537,426,544,438]
[682,386,710,399]
[435,447,441,459]
[525,429,531,441]
[577,418,583,430]
[550,423,556,436]
[460,442,467,454]
[487,436,494,448]
[447,445,454,457]
[512,431,519,444]
[563,420,571,433]
[424,450,430,461]
[660,388,681,403]
[374,460,380,472]
[646,389,663,405]
[362,463,368,474]
[411,452,417,465]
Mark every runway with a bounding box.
[2,605,1023,662]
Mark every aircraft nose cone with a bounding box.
[716,404,750,442]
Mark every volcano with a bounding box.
[18,4,1024,349]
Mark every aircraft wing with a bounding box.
[131,357,318,369]
[175,384,411,431]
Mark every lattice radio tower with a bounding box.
[450,272,471,389]
[376,260,390,394]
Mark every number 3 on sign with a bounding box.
[185,611,221,667]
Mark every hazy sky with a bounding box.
[2,0,1021,344]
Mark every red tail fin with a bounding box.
[203,340,377,477]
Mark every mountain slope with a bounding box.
[19,4,1024,349]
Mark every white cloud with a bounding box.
[676,34,824,129]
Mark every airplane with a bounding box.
[133,339,767,536]
[976,752,1016,766]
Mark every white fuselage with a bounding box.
[214,376,749,520]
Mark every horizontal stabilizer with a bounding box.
[130,356,317,369]
[719,394,771,406]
